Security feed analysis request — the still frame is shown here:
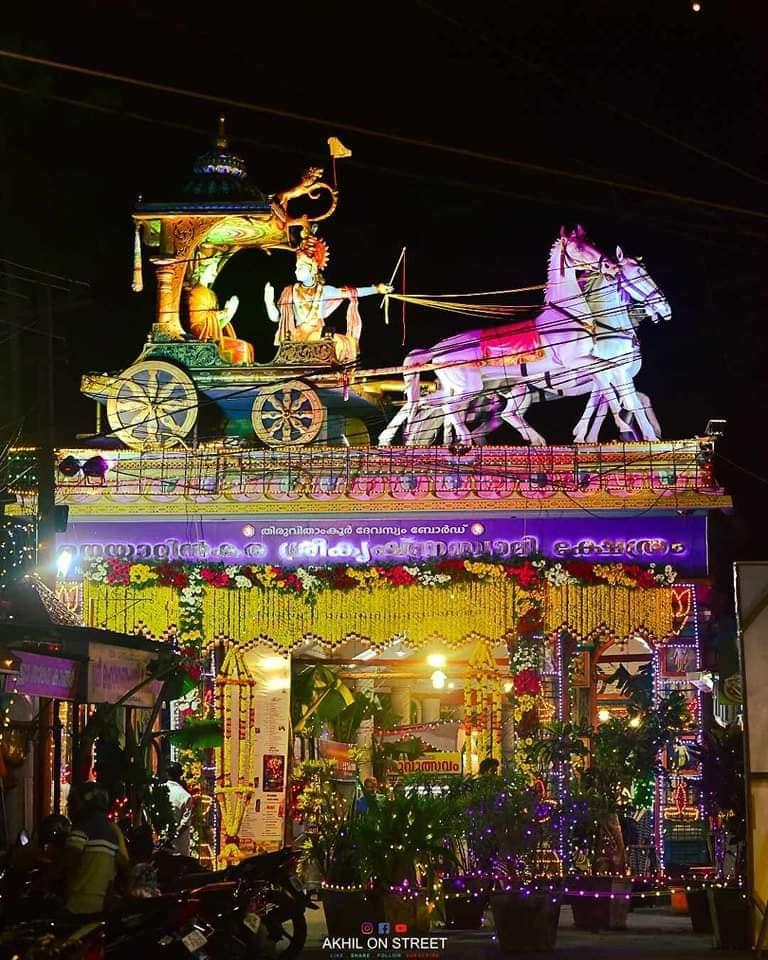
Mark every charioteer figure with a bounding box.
[185,247,254,364]
[263,235,392,364]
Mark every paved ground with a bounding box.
[300,904,751,958]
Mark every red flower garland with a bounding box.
[513,668,542,696]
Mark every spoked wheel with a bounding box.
[251,380,323,446]
[106,360,198,450]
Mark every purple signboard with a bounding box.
[13,650,79,700]
[57,513,708,576]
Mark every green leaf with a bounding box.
[167,718,223,749]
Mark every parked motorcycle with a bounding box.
[0,895,215,960]
[156,847,315,958]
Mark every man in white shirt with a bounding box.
[165,762,192,856]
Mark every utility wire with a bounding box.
[0,258,90,287]
[0,48,766,222]
[417,0,768,191]
[1,80,766,248]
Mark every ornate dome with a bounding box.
[182,116,266,202]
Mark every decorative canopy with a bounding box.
[183,129,266,202]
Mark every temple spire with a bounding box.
[216,114,228,149]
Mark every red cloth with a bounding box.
[478,319,544,364]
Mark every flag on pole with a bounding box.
[328,137,352,159]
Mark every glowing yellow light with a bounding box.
[691,1,701,11]
[431,670,447,689]
[427,653,446,668]
[629,715,642,728]
[598,708,611,723]
[260,656,286,672]
[503,681,513,693]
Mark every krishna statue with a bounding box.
[264,234,392,363]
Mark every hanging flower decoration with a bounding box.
[508,641,544,752]
[84,555,677,663]
[85,555,673,599]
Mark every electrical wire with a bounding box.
[2,81,767,251]
[0,258,90,287]
[417,0,768,191]
[0,48,766,222]
[65,271,668,446]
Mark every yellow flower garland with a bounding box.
[214,645,256,866]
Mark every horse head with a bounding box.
[547,227,608,306]
[614,246,671,323]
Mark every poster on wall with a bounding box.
[318,739,357,781]
[237,651,291,854]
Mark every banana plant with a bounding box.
[291,663,356,736]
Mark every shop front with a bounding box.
[52,441,726,872]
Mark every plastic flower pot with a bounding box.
[441,876,490,929]
[670,888,688,914]
[566,876,631,931]
[380,892,433,932]
[322,889,383,937]
[706,887,751,950]
[685,887,713,934]
[491,890,562,953]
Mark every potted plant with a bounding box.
[552,690,690,932]
[295,763,378,937]
[697,722,750,949]
[474,768,563,953]
[353,778,455,932]
[440,774,499,929]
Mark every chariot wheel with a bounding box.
[251,379,324,446]
[106,360,198,450]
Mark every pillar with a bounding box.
[501,699,515,766]
[389,681,412,727]
[353,680,375,781]
[151,259,185,339]
[421,698,441,724]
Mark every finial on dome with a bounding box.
[216,114,228,149]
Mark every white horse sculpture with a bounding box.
[501,247,669,444]
[379,230,667,447]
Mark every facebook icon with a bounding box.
[377,922,391,934]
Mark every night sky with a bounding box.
[1,0,766,597]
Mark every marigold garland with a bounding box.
[214,645,256,866]
[83,556,680,652]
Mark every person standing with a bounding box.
[165,763,192,856]
[64,782,129,914]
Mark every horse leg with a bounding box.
[635,391,661,439]
[400,349,433,446]
[441,370,482,445]
[593,372,640,441]
[612,376,658,441]
[573,386,603,443]
[379,402,409,446]
[499,385,547,445]
[586,394,609,443]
